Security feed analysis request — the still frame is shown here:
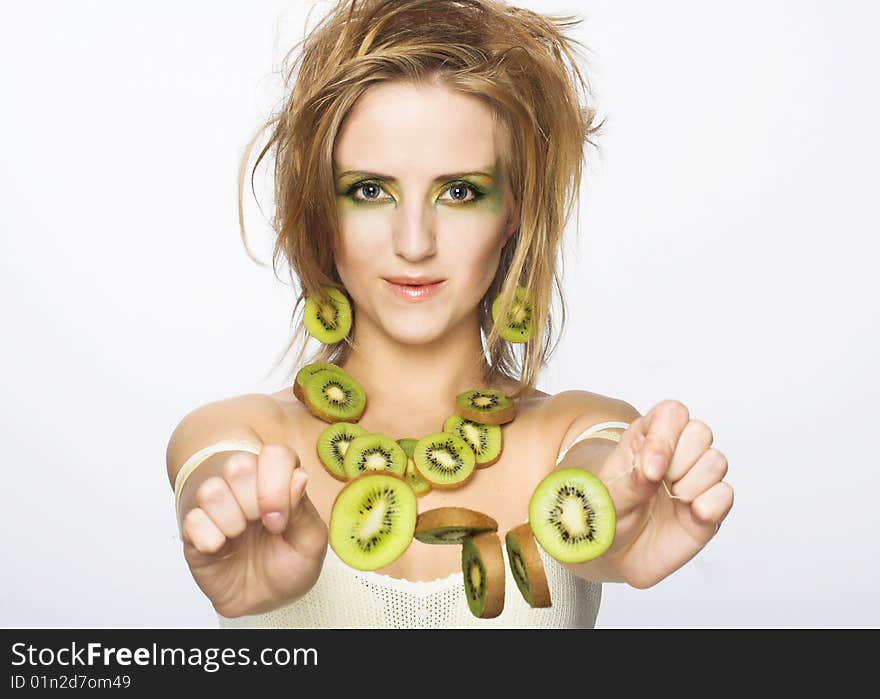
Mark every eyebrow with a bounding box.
[335,167,496,183]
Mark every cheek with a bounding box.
[459,227,507,292]
[334,216,384,285]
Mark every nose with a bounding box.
[392,200,436,262]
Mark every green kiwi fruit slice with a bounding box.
[491,286,533,343]
[316,421,367,481]
[304,286,352,344]
[454,389,516,425]
[412,432,476,489]
[342,433,407,479]
[414,507,498,545]
[397,438,432,496]
[505,522,552,608]
[293,361,344,403]
[442,414,502,468]
[461,532,505,619]
[329,472,417,571]
[528,468,616,564]
[301,368,366,423]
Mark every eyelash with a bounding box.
[343,180,485,204]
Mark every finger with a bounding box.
[222,452,261,521]
[180,507,227,555]
[691,481,734,528]
[285,468,310,528]
[669,448,728,503]
[283,469,326,555]
[665,419,713,483]
[257,443,298,534]
[195,476,248,539]
[638,400,690,482]
[600,417,665,517]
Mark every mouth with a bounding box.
[382,277,447,300]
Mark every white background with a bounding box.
[2,0,877,628]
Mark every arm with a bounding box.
[166,393,286,527]
[165,393,328,618]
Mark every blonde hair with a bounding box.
[238,0,604,399]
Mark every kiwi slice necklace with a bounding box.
[297,360,617,617]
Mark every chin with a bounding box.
[384,322,446,346]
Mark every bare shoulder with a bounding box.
[165,392,290,486]
[541,389,642,453]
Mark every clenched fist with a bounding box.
[594,400,734,589]
[178,443,328,618]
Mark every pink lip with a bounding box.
[383,278,446,301]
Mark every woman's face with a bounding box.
[332,79,519,346]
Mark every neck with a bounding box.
[341,312,492,438]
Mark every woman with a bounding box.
[165,0,734,628]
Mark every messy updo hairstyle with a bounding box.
[238,0,603,399]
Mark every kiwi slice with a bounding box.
[505,523,552,608]
[412,432,476,489]
[528,468,616,564]
[491,285,533,343]
[316,422,367,481]
[414,507,498,545]
[301,368,366,423]
[454,389,516,425]
[329,472,417,571]
[461,532,505,619]
[342,433,407,479]
[293,361,344,402]
[304,286,352,344]
[397,438,432,497]
[442,414,502,468]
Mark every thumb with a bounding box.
[600,415,668,518]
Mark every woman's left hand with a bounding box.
[595,400,734,588]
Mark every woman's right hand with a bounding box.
[178,443,328,618]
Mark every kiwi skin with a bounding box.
[528,467,616,564]
[293,362,344,403]
[328,471,417,572]
[442,414,502,469]
[412,432,476,490]
[454,390,516,426]
[302,369,366,423]
[342,433,407,480]
[506,522,552,608]
[461,532,506,619]
[397,438,432,497]
[315,421,366,482]
[491,286,533,343]
[414,507,498,545]
[304,286,352,344]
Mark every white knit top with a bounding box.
[178,420,630,629]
